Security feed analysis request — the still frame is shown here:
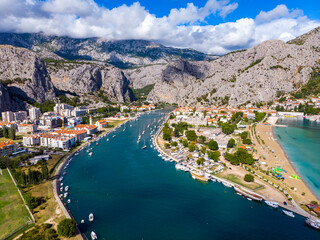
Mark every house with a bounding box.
[18,124,37,134]
[40,133,75,150]
[0,141,17,156]
[75,124,98,135]
[95,120,108,130]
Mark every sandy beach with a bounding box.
[252,124,319,206]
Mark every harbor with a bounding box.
[59,110,320,240]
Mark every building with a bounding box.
[18,124,37,134]
[39,114,63,129]
[54,103,73,114]
[29,107,41,120]
[67,117,82,127]
[75,124,98,135]
[95,120,108,130]
[40,133,75,150]
[0,141,17,156]
[54,129,87,142]
[14,111,27,122]
[2,111,14,122]
[23,134,41,147]
[72,107,87,117]
[0,121,16,129]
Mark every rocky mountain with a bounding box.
[127,26,320,106]
[0,45,56,111]
[0,33,213,68]
[46,60,134,103]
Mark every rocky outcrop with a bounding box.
[46,60,134,103]
[0,45,56,104]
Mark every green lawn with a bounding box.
[0,169,32,239]
[224,174,265,191]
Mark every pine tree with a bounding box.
[8,126,16,140]
[3,127,8,138]
[41,161,49,180]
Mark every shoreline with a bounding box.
[271,125,320,202]
[153,115,319,219]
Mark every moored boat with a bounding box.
[91,231,97,239]
[265,200,278,208]
[191,171,209,182]
[282,210,295,218]
[89,213,94,222]
[305,218,320,231]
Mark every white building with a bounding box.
[2,111,14,122]
[14,111,28,121]
[29,107,41,120]
[72,107,87,117]
[18,124,37,134]
[23,134,41,146]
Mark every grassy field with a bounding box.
[224,174,264,191]
[0,135,23,143]
[0,169,32,239]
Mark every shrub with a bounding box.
[244,174,254,182]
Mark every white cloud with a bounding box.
[0,1,319,55]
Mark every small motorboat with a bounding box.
[91,231,97,240]
[89,213,94,222]
[283,210,295,218]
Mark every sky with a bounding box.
[0,0,319,55]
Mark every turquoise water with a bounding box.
[274,118,320,199]
[62,111,320,240]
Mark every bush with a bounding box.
[188,143,196,152]
[244,174,254,182]
[57,219,76,238]
[243,138,252,145]
[185,130,197,141]
[227,138,235,148]
[197,157,205,165]
[207,150,221,162]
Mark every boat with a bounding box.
[81,219,84,224]
[305,218,320,231]
[265,200,278,208]
[190,171,209,182]
[67,199,71,203]
[222,182,233,188]
[234,186,263,201]
[247,198,252,201]
[91,231,97,240]
[142,145,147,149]
[89,213,94,222]
[89,152,93,156]
[107,138,109,141]
[65,186,69,191]
[282,210,295,218]
[112,135,116,138]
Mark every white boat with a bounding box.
[89,213,94,222]
[107,138,109,141]
[89,152,93,156]
[283,210,295,218]
[65,186,69,191]
[305,218,320,230]
[222,182,233,188]
[247,198,252,201]
[64,192,68,198]
[91,231,97,240]
[67,199,71,203]
[81,219,84,224]
[265,200,278,208]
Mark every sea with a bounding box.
[61,110,320,240]
[273,118,320,200]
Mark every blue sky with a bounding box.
[96,0,320,23]
[0,0,319,54]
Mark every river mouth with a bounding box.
[61,110,320,240]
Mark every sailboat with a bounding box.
[142,140,147,150]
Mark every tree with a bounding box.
[3,127,8,138]
[197,157,205,165]
[244,174,254,182]
[188,143,196,152]
[198,135,206,144]
[200,146,207,155]
[227,138,236,148]
[208,140,218,151]
[163,127,172,141]
[41,161,49,180]
[8,126,16,140]
[181,139,188,148]
[243,138,252,145]
[221,122,235,135]
[207,150,221,162]
[57,219,76,238]
[185,130,197,141]
[171,141,178,147]
[240,131,249,140]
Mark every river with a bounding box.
[62,110,320,240]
